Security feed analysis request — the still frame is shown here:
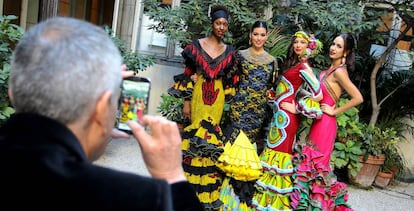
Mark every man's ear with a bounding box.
[93,91,113,126]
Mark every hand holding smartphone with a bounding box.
[116,76,151,134]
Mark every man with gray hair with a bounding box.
[0,17,203,210]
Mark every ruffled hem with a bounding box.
[217,130,262,181]
[251,191,292,211]
[219,177,256,210]
[197,189,223,210]
[182,118,225,161]
[181,116,226,210]
[291,144,353,210]
[184,165,223,210]
[252,149,294,210]
[168,73,193,99]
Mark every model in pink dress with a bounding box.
[291,33,363,211]
[307,66,341,168]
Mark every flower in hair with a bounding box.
[294,31,323,58]
[306,32,323,58]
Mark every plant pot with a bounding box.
[389,166,398,179]
[350,155,385,188]
[374,171,393,188]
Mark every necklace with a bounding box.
[241,48,274,65]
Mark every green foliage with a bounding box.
[143,0,274,49]
[290,0,384,35]
[156,94,186,124]
[360,124,407,178]
[361,125,400,157]
[374,69,414,136]
[332,140,363,177]
[0,15,24,124]
[336,100,364,141]
[382,143,407,178]
[266,26,290,62]
[332,98,364,177]
[105,27,156,74]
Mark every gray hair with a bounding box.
[10,17,122,124]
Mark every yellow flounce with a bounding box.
[217,131,262,181]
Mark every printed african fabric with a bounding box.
[168,39,236,210]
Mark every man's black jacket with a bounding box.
[0,113,203,211]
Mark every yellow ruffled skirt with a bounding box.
[217,131,262,181]
[252,148,294,210]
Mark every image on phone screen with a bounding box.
[117,77,151,133]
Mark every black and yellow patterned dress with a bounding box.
[168,39,237,210]
[216,48,277,210]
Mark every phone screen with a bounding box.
[116,76,151,133]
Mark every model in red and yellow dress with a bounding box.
[252,59,321,210]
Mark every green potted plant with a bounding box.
[373,127,407,188]
[374,143,405,188]
[331,98,364,178]
[360,125,389,157]
[157,94,188,131]
[352,125,402,188]
[332,140,363,178]
[383,143,406,179]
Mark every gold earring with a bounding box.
[342,53,347,65]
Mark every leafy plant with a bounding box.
[336,99,364,143]
[360,125,400,157]
[331,98,364,177]
[372,69,414,136]
[266,26,290,63]
[156,94,186,124]
[332,140,363,177]
[0,15,24,124]
[382,143,407,179]
[143,0,274,49]
[105,27,156,74]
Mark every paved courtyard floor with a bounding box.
[94,137,414,211]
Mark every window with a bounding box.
[136,0,185,60]
[59,0,114,27]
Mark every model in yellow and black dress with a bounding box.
[168,5,237,210]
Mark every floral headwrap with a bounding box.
[294,31,323,58]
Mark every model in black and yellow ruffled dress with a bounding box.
[168,6,238,210]
[168,36,237,209]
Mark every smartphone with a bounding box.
[116,76,151,134]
